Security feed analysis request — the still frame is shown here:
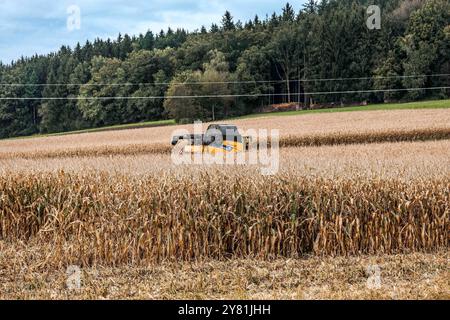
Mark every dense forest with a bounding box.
[0,0,449,138]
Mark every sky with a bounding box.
[0,0,305,64]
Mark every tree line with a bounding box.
[0,0,449,138]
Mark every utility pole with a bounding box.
[298,48,301,110]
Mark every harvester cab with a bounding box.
[171,124,251,154]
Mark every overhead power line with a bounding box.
[0,74,449,87]
[0,86,448,100]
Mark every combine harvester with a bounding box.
[171,124,252,155]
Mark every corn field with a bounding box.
[1,127,449,160]
[0,108,448,270]
[1,108,449,156]
[0,170,448,267]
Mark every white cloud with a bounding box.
[0,0,304,63]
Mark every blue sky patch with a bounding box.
[0,0,304,64]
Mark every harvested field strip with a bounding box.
[0,250,448,299]
[0,172,448,267]
[1,127,450,160]
[1,140,448,182]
